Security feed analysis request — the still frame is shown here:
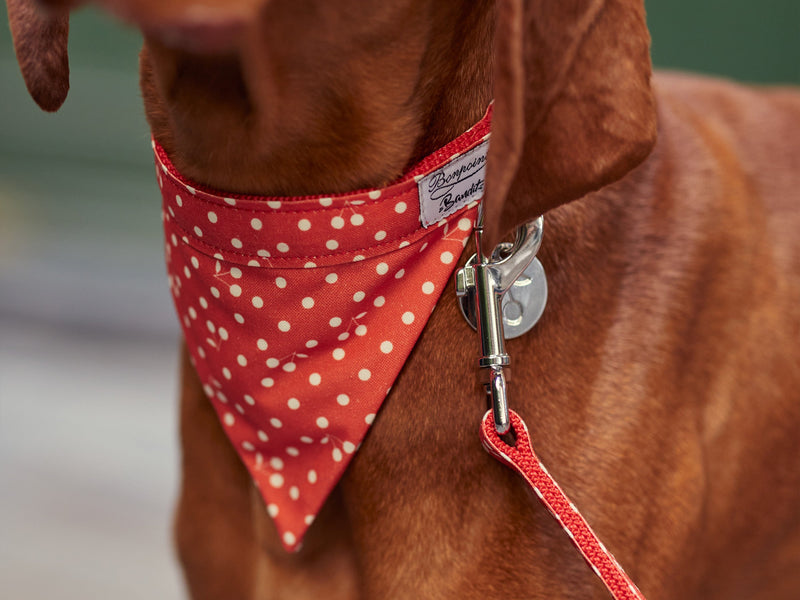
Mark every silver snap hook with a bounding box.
[455,217,546,433]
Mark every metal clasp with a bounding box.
[455,216,544,434]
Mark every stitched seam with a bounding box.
[166,205,477,265]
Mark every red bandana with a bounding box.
[156,108,490,551]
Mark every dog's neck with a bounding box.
[139,0,494,198]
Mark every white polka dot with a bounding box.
[355,325,367,336]
[218,327,229,340]
[266,358,279,368]
[309,373,322,386]
[257,430,268,442]
[458,217,472,231]
[336,394,350,407]
[282,531,296,547]
[298,218,311,231]
[300,436,314,444]
[252,296,264,308]
[332,348,345,360]
[244,394,255,405]
[230,284,242,297]
[353,255,365,262]
[332,448,343,462]
[175,194,183,207]
[399,241,410,248]
[337,332,350,341]
[353,291,365,302]
[237,354,247,366]
[183,266,191,279]
[316,416,329,429]
[270,417,283,428]
[380,341,393,353]
[190,256,200,269]
[251,218,263,230]
[440,251,454,264]
[270,457,284,470]
[402,311,415,324]
[326,239,339,250]
[223,413,235,426]
[276,242,289,253]
[305,340,318,349]
[304,515,314,526]
[358,369,371,381]
[343,441,356,454]
[365,413,376,425]
[395,201,407,213]
[193,226,203,237]
[268,504,279,517]
[257,339,268,351]
[234,313,245,324]
[207,211,218,223]
[395,269,405,279]
[376,262,389,275]
[269,473,284,488]
[289,486,300,500]
[300,296,315,309]
[374,230,387,241]
[242,441,254,451]
[325,273,338,284]
[304,261,316,268]
[286,446,299,457]
[274,277,287,289]
[231,238,243,249]
[319,197,333,207]
[278,320,291,332]
[222,367,232,380]
[373,296,386,307]
[224,197,236,206]
[331,216,345,229]
[329,317,342,327]
[257,249,271,257]
[308,470,318,483]
[288,397,300,410]
[206,320,216,333]
[422,281,435,294]
[230,267,242,279]
[350,214,365,226]
[210,286,221,298]
[282,362,296,373]
[188,307,197,319]
[368,190,381,200]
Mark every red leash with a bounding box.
[480,409,647,600]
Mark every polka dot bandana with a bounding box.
[156,108,491,551]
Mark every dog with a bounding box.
[8,0,800,598]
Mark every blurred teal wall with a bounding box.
[648,0,800,84]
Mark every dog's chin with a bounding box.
[144,22,242,55]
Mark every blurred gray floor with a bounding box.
[0,22,185,595]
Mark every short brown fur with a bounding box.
[7,0,800,597]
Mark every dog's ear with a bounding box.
[6,0,71,112]
[483,0,657,248]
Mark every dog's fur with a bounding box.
[8,0,800,598]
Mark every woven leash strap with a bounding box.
[480,409,647,600]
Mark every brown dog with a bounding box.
[9,0,800,598]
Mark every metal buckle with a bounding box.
[455,216,546,434]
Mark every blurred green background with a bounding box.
[0,3,797,600]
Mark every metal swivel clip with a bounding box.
[455,215,546,434]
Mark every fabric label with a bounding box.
[418,139,489,227]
